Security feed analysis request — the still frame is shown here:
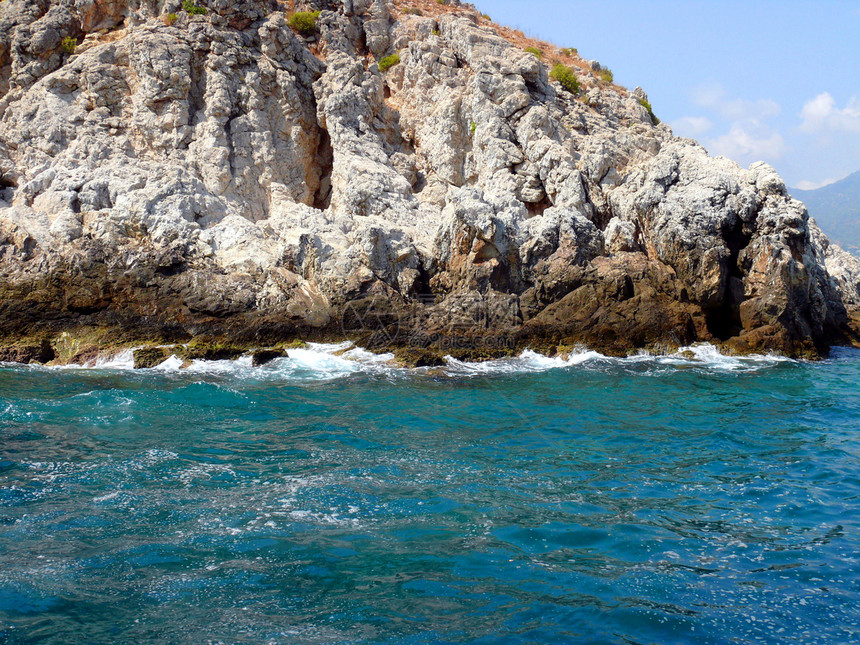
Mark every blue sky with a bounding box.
[483,0,860,189]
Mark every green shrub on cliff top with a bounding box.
[638,98,660,125]
[287,10,320,36]
[524,46,543,59]
[550,63,580,95]
[182,0,206,15]
[378,53,401,73]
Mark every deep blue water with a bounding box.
[1,345,859,644]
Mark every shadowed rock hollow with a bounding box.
[1,0,859,362]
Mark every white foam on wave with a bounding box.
[279,348,363,379]
[1,339,794,379]
[444,347,606,376]
[651,343,793,372]
[284,343,398,380]
[565,350,608,365]
[91,349,136,369]
[307,341,354,353]
[16,347,142,370]
[182,354,253,373]
[135,342,400,381]
[444,343,793,376]
[341,346,396,363]
[152,355,186,371]
[92,490,121,503]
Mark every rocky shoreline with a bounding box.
[0,332,820,372]
[1,0,859,365]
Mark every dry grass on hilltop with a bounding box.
[390,0,620,90]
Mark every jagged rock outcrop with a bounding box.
[0,0,858,361]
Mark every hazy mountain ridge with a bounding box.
[792,171,860,256]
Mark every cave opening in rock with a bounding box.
[0,175,16,201]
[412,265,435,301]
[591,206,614,231]
[411,171,427,194]
[705,302,740,342]
[526,197,551,218]
[313,128,333,210]
[706,223,753,341]
[725,222,752,280]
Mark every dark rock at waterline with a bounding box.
[393,347,447,368]
[133,347,172,369]
[180,344,245,362]
[131,342,249,368]
[0,339,55,364]
[251,349,286,367]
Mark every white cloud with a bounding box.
[720,98,781,122]
[793,171,854,191]
[795,178,840,191]
[691,83,725,108]
[692,83,781,121]
[706,123,786,162]
[799,93,860,133]
[671,116,713,137]
[685,83,786,166]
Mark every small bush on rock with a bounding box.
[182,0,206,15]
[550,63,580,94]
[287,10,320,36]
[524,46,543,59]
[598,67,614,83]
[60,36,77,54]
[162,13,178,25]
[560,47,577,57]
[638,98,660,125]
[378,53,401,73]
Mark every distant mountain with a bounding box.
[792,171,860,255]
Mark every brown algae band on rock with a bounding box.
[0,0,858,361]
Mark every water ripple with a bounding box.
[0,349,859,643]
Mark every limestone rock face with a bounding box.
[0,0,858,357]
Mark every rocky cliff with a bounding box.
[1,0,859,363]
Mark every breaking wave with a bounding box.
[0,341,797,380]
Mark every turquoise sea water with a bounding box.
[0,344,859,644]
